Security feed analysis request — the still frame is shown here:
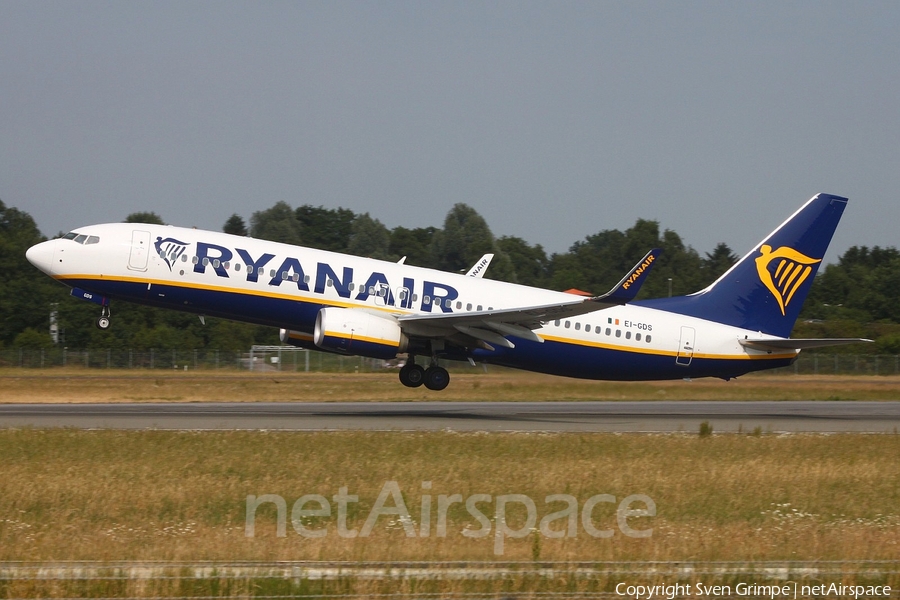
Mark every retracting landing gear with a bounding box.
[96,305,111,330]
[399,356,450,391]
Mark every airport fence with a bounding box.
[0,348,899,375]
[0,347,395,373]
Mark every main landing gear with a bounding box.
[399,358,450,391]
[95,305,111,330]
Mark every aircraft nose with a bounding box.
[26,239,56,275]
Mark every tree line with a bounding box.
[2,198,897,354]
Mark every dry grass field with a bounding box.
[1,369,899,402]
[2,429,898,564]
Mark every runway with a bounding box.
[1,401,899,432]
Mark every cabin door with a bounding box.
[127,230,151,272]
[676,326,695,366]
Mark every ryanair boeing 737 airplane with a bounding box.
[26,193,867,390]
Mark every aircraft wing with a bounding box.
[397,248,662,346]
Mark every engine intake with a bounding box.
[314,307,408,359]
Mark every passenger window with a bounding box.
[606,328,611,336]
[646,335,652,343]
[292,274,299,282]
[615,330,621,338]
[636,333,642,341]
[555,320,560,327]
[327,279,333,287]
[575,323,581,331]
[213,259,220,268]
[281,271,288,280]
[595,326,601,334]
[182,255,188,263]
[192,256,199,265]
[203,258,210,266]
[424,296,431,304]
[223,261,230,270]
[467,303,473,311]
[304,275,310,283]
[565,321,570,329]
[626,331,631,340]
[269,269,276,277]
[235,263,241,271]
[86,236,100,245]
[477,305,483,311]
[456,301,462,309]
[412,294,418,302]
[349,283,355,291]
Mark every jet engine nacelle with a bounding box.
[314,307,408,359]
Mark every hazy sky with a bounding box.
[2,1,898,264]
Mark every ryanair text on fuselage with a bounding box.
[189,240,457,312]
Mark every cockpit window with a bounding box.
[62,232,100,245]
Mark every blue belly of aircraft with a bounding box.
[472,340,793,381]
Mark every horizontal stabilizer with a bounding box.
[739,337,873,351]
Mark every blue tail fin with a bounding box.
[635,193,847,338]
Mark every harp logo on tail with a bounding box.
[754,244,821,316]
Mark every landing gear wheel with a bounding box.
[424,366,450,391]
[96,306,111,330]
[399,363,425,388]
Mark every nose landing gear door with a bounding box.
[676,326,695,366]
[128,230,151,272]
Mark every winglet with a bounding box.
[466,254,494,278]
[595,248,662,303]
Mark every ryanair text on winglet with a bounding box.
[622,254,656,290]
